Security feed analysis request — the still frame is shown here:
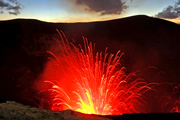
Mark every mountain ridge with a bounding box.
[1,15,179,25]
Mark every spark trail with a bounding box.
[38,30,155,115]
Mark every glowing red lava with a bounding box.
[38,30,155,115]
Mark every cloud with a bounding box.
[0,0,22,15]
[156,0,180,19]
[73,0,128,15]
[0,0,9,7]
[9,11,19,15]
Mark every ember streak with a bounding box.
[37,30,157,115]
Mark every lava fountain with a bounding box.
[37,30,155,115]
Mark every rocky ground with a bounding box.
[0,101,110,120]
[0,101,179,120]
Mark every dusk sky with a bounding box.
[0,0,180,23]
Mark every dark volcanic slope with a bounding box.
[0,15,180,107]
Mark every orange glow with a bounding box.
[52,14,122,23]
[164,18,180,24]
[38,30,155,115]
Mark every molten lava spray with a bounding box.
[38,30,154,115]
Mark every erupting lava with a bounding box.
[38,30,155,115]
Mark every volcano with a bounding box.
[0,15,179,119]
